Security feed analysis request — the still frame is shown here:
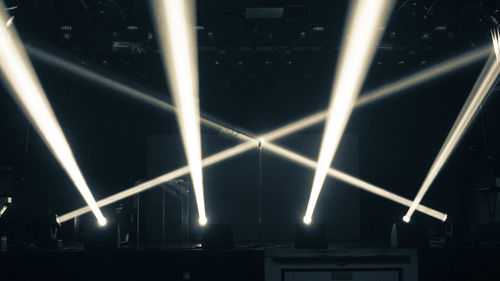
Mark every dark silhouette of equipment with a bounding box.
[295,223,327,249]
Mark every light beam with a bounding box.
[48,17,493,223]
[356,45,491,107]
[304,0,395,224]
[25,43,490,143]
[403,32,500,222]
[25,46,254,143]
[57,112,446,223]
[0,2,106,226]
[151,0,207,225]
[52,35,484,222]
[263,142,447,221]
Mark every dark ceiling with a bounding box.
[3,0,498,131]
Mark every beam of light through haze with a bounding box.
[304,0,396,224]
[52,39,493,224]
[53,42,491,224]
[26,44,490,142]
[151,0,207,225]
[57,112,445,223]
[403,31,500,222]
[48,10,490,224]
[0,2,106,226]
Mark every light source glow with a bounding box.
[303,216,312,225]
[98,217,108,226]
[0,206,7,217]
[5,15,14,27]
[263,143,447,221]
[492,29,500,59]
[57,141,257,223]
[403,32,500,222]
[57,113,447,223]
[0,2,106,226]
[52,28,491,223]
[304,0,395,223]
[199,216,208,226]
[151,0,206,224]
[53,45,474,223]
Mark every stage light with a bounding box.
[263,142,447,221]
[151,0,207,224]
[492,29,500,58]
[54,53,463,224]
[98,217,108,227]
[0,206,7,217]
[199,216,208,226]
[55,62,461,224]
[56,113,330,222]
[356,45,491,107]
[304,0,395,223]
[0,2,106,226]
[303,216,312,225]
[57,111,446,223]
[5,15,13,27]
[403,31,500,222]
[26,42,489,144]
[57,141,257,223]
[52,37,487,223]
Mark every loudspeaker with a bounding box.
[202,224,234,249]
[391,221,426,248]
[295,223,327,249]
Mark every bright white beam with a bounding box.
[492,29,500,59]
[5,15,13,27]
[403,31,500,222]
[25,43,490,144]
[304,0,395,223]
[263,142,447,221]
[57,111,446,224]
[0,205,7,217]
[151,0,207,225]
[52,34,492,223]
[52,36,483,223]
[0,2,106,226]
[53,37,482,223]
[356,45,491,107]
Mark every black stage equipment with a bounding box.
[295,223,327,249]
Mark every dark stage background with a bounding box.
[0,0,499,245]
